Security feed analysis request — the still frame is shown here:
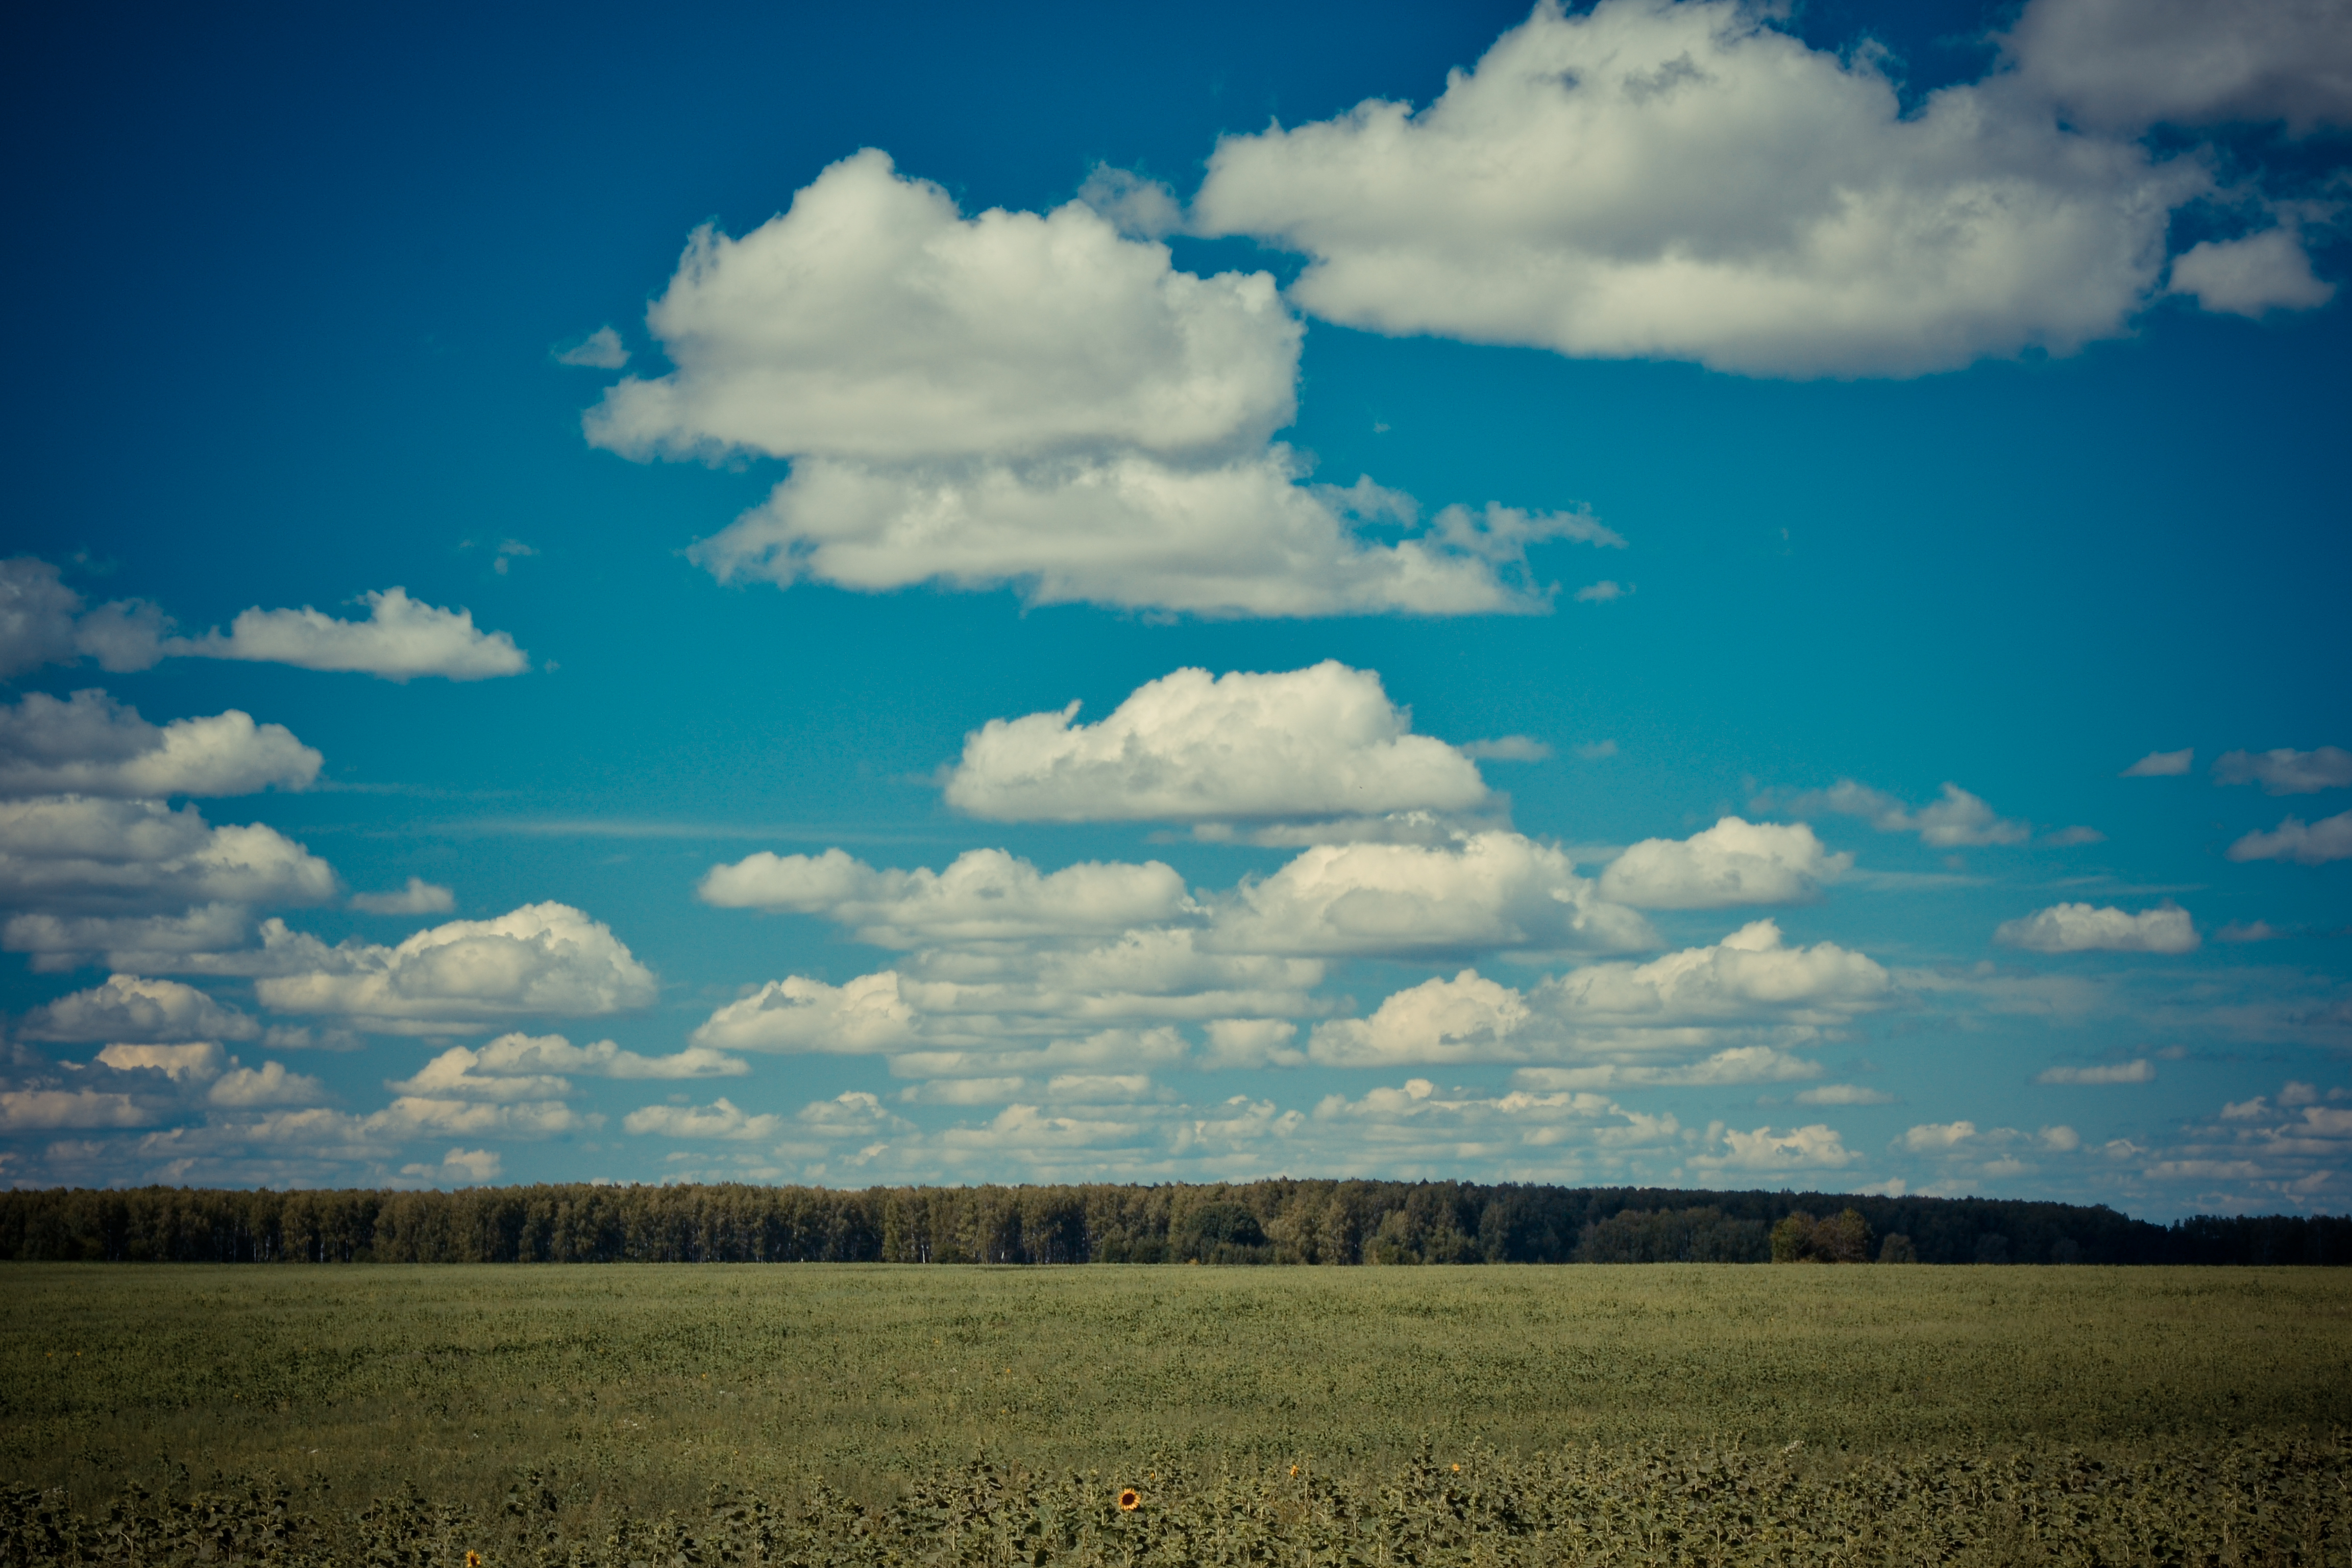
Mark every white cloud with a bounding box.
[590,151,1297,465]
[387,1047,571,1104]
[2005,0,2352,134]
[698,847,1193,945]
[1689,1122,1859,1172]
[592,150,1609,618]
[1209,831,1655,956]
[2035,1059,2155,1084]
[1192,0,2215,379]
[19,974,258,1042]
[892,1027,1194,1082]
[95,1041,229,1081]
[402,1147,503,1183]
[2168,228,2337,316]
[554,325,629,369]
[205,1060,328,1107]
[1303,1076,1679,1160]
[1598,817,1851,909]
[2228,810,2352,865]
[623,1097,783,1141]
[384,1034,743,1107]
[2215,746,2352,795]
[0,1088,150,1131]
[2,558,525,682]
[0,557,85,678]
[1511,1045,1824,1090]
[943,662,1490,824]
[898,1076,1033,1106]
[1573,581,1627,603]
[4,904,254,973]
[0,691,320,799]
[1900,1120,1978,1152]
[1199,1018,1306,1069]
[178,587,527,682]
[471,1031,745,1080]
[2122,748,2194,777]
[0,797,338,915]
[350,877,457,916]
[1794,1083,1898,1106]
[690,451,1601,619]
[692,971,920,1054]
[2218,920,2286,944]
[1994,901,2200,954]
[1309,920,1890,1066]
[374,1096,598,1137]
[1077,164,1186,240]
[1783,779,2032,847]
[254,902,656,1028]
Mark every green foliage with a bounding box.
[1877,1233,1919,1264]
[1169,1202,1268,1264]
[1575,1208,1770,1263]
[4,1181,2346,1265]
[1769,1209,1872,1263]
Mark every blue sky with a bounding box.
[2,0,2347,1215]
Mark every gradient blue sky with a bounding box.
[3,0,2346,1214]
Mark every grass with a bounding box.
[7,1262,2350,1522]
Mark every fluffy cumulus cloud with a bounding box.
[0,1088,153,1132]
[1208,831,1655,955]
[2228,811,2352,865]
[1688,1121,1859,1172]
[0,691,320,799]
[177,587,527,682]
[0,558,88,678]
[2004,0,2352,134]
[698,847,1194,945]
[1598,817,1850,909]
[1994,901,2200,954]
[1779,780,2032,848]
[389,1034,745,1100]
[18,973,258,1043]
[1190,0,2239,378]
[943,663,1490,825]
[592,151,1612,618]
[2168,227,2337,317]
[623,1098,782,1141]
[0,560,526,682]
[693,972,923,1056]
[0,798,337,919]
[2215,747,2352,795]
[254,903,657,1031]
[1309,920,1890,1067]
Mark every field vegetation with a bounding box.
[4,1262,2349,1563]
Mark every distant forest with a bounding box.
[2,1180,2343,1266]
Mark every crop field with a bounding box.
[5,1263,2350,1564]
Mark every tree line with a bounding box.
[0,1180,2342,1266]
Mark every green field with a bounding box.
[6,1264,2350,1563]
